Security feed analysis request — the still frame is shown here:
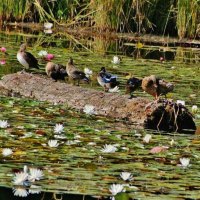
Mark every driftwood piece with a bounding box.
[0,72,196,133]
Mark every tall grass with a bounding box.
[177,0,199,39]
[0,0,199,39]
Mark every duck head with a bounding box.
[100,67,106,73]
[19,43,27,52]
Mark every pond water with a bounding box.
[0,26,200,200]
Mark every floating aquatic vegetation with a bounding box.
[48,140,59,148]
[13,186,29,197]
[150,146,169,154]
[13,171,29,186]
[120,172,133,181]
[12,165,44,197]
[143,134,152,143]
[101,144,117,153]
[54,124,64,134]
[0,59,6,65]
[29,185,41,194]
[83,105,96,115]
[2,148,13,156]
[84,68,93,78]
[28,168,44,182]
[0,120,9,128]
[192,105,198,114]
[38,50,48,57]
[109,184,125,196]
[111,56,121,65]
[0,31,200,199]
[179,158,190,168]
[0,47,6,53]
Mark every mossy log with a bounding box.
[0,72,196,133]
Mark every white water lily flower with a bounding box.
[179,158,190,168]
[2,148,13,156]
[112,56,121,64]
[0,120,9,128]
[83,104,96,115]
[38,50,48,57]
[44,22,53,29]
[88,142,96,145]
[192,105,198,114]
[28,168,44,182]
[143,134,152,143]
[177,100,185,106]
[54,134,66,139]
[13,187,28,197]
[29,185,41,194]
[120,172,133,181]
[48,140,59,148]
[84,68,93,78]
[109,86,120,93]
[13,172,28,185]
[54,123,64,134]
[109,184,125,196]
[101,144,117,153]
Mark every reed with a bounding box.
[177,0,199,39]
[0,0,199,39]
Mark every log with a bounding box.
[0,72,196,133]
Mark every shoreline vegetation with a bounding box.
[0,0,199,40]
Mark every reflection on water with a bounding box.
[0,186,102,200]
[0,26,200,199]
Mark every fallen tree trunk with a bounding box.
[0,72,196,133]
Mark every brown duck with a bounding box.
[142,75,174,99]
[45,62,68,81]
[66,57,89,86]
[17,43,39,70]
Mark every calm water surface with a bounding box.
[0,27,200,199]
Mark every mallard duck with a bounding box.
[97,67,119,92]
[125,77,142,99]
[17,43,39,70]
[142,75,174,99]
[66,57,89,86]
[45,62,68,81]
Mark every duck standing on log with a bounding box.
[66,57,89,86]
[125,77,142,99]
[97,67,119,92]
[45,62,68,81]
[142,75,174,99]
[17,43,39,70]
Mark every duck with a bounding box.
[142,75,174,99]
[17,43,39,70]
[66,57,89,86]
[125,77,142,99]
[97,67,119,92]
[45,62,68,81]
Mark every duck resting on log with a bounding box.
[45,62,68,81]
[66,57,89,86]
[142,75,174,99]
[17,43,39,70]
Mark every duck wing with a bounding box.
[73,70,89,82]
[158,79,174,95]
[25,52,39,69]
